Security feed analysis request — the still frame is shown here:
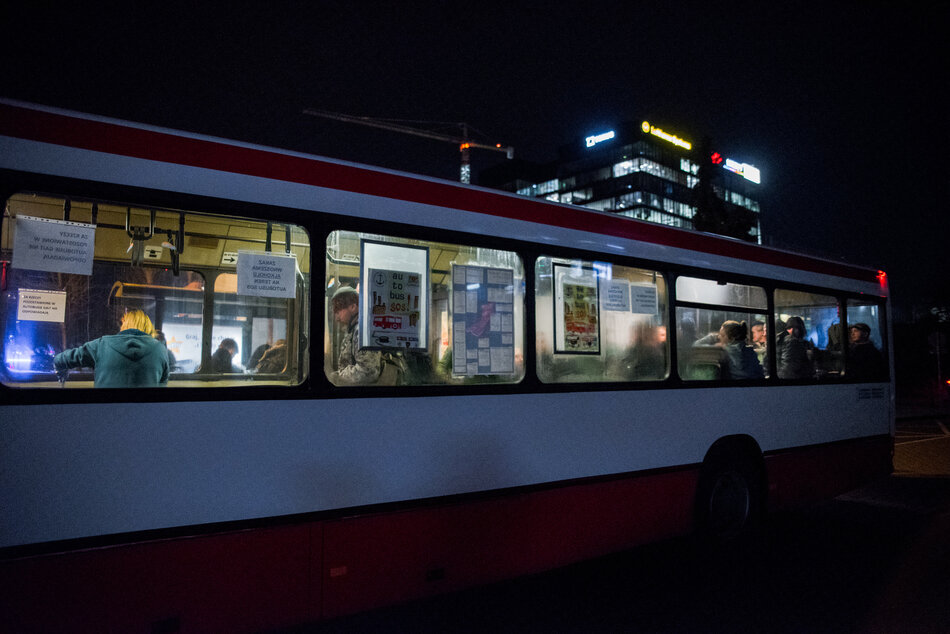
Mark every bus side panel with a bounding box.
[321,468,698,619]
[0,469,698,631]
[764,435,893,511]
[0,524,316,634]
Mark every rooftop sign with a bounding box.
[585,130,616,147]
[723,158,761,184]
[641,121,692,150]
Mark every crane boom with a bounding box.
[302,108,514,183]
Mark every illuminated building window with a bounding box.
[679,158,699,174]
[613,160,638,177]
[482,123,761,244]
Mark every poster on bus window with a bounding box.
[600,279,630,312]
[554,264,600,354]
[16,289,67,323]
[236,251,297,299]
[630,283,659,315]
[451,264,514,376]
[366,268,422,349]
[360,241,429,351]
[12,215,96,276]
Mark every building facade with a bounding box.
[481,120,762,243]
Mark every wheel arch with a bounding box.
[694,434,768,536]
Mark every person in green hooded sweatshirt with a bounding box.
[54,309,169,387]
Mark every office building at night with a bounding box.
[481,120,762,243]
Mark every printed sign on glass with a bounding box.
[451,264,514,375]
[554,264,600,354]
[12,216,96,276]
[237,251,297,298]
[600,279,631,312]
[17,289,67,323]
[359,241,429,351]
[631,283,659,315]
[367,268,422,349]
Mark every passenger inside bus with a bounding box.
[621,323,667,380]
[847,322,885,380]
[776,316,814,379]
[329,286,381,385]
[53,309,169,388]
[750,320,768,368]
[247,343,270,370]
[153,330,177,372]
[693,320,764,380]
[211,339,240,373]
[254,339,287,373]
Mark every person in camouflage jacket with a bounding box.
[330,286,380,385]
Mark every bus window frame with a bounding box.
[0,182,318,404]
[0,179,891,408]
[669,270,890,385]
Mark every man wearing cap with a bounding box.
[329,286,381,384]
[847,322,884,381]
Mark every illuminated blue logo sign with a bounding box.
[585,130,616,148]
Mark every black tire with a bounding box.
[695,449,765,542]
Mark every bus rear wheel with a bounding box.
[705,468,752,538]
[695,443,765,542]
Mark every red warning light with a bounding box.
[710,152,723,165]
[876,270,887,290]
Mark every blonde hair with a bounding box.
[120,309,155,335]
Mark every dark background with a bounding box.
[2,4,946,317]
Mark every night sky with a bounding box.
[3,4,946,314]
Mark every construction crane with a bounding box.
[302,108,514,184]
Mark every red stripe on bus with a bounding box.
[1,103,879,283]
[0,435,889,630]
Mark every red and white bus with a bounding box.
[0,99,893,632]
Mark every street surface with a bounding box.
[278,414,950,634]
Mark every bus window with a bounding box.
[535,257,669,383]
[210,273,292,374]
[325,230,525,387]
[845,299,888,381]
[675,276,767,381]
[0,193,311,388]
[774,289,841,380]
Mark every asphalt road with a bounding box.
[280,417,950,634]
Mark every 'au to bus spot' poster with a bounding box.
[452,265,514,375]
[367,268,422,349]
